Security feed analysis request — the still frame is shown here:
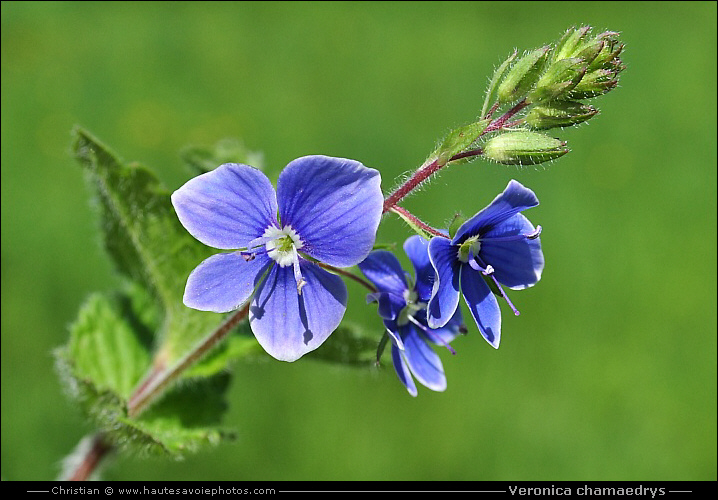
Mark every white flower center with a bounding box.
[264,225,304,267]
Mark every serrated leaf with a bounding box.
[71,127,237,367]
[56,291,236,457]
[113,374,235,457]
[58,293,151,404]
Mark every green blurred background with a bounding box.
[2,1,716,481]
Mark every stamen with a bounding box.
[467,253,494,276]
[487,273,520,316]
[408,316,456,355]
[246,234,275,249]
[527,225,542,239]
[478,256,519,316]
[241,252,256,262]
[291,246,307,295]
[478,225,542,243]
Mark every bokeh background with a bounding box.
[2,1,716,481]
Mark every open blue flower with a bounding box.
[171,155,383,362]
[358,236,464,396]
[427,179,544,348]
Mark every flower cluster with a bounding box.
[358,236,465,396]
[171,25,622,394]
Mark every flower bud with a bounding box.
[496,46,550,104]
[567,69,619,99]
[525,101,598,130]
[527,57,586,103]
[482,130,568,165]
[551,26,592,63]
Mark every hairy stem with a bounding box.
[389,205,446,238]
[127,304,251,417]
[65,433,113,481]
[382,99,527,213]
[64,305,251,480]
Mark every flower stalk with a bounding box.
[127,303,251,417]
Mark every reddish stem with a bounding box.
[127,303,250,417]
[389,205,446,238]
[67,434,112,481]
[382,99,528,213]
[316,262,377,293]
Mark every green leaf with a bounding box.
[57,293,151,407]
[71,127,235,368]
[56,291,235,457]
[432,119,490,165]
[114,374,235,457]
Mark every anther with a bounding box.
[527,225,542,240]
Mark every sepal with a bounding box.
[482,130,568,165]
[496,46,550,104]
[525,100,598,129]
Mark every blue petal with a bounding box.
[460,265,502,348]
[427,237,462,329]
[403,235,434,303]
[276,155,383,267]
[391,343,418,397]
[359,251,408,321]
[452,180,539,245]
[183,251,272,313]
[480,213,544,289]
[401,324,447,392]
[249,261,347,362]
[425,306,465,346]
[366,291,404,322]
[357,250,407,297]
[171,163,278,249]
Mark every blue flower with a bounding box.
[171,155,384,362]
[358,236,465,396]
[427,179,544,348]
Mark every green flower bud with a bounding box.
[551,26,591,62]
[496,46,550,104]
[527,57,586,103]
[481,49,518,117]
[588,34,624,69]
[572,38,606,66]
[525,101,598,130]
[567,69,619,99]
[482,130,568,165]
